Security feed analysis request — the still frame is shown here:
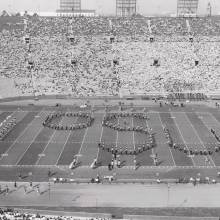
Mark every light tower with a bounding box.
[61,0,81,11]
[207,2,212,17]
[177,0,199,17]
[57,0,81,14]
[116,0,137,17]
[23,18,36,98]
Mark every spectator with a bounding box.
[0,16,220,97]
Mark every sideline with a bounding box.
[0,182,220,208]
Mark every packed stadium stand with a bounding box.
[0,208,111,220]
[0,208,219,220]
[0,16,220,98]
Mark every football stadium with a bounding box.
[1,0,220,219]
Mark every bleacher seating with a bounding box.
[0,16,220,97]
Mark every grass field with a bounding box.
[0,102,220,181]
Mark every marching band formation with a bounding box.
[164,126,220,156]
[0,107,219,170]
[45,109,220,170]
[97,136,155,156]
[102,112,149,133]
[43,112,94,130]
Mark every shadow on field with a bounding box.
[33,184,40,188]
[93,161,102,169]
[40,188,49,195]
[26,189,35,194]
[8,189,16,194]
[48,171,57,177]
[135,162,141,170]
[120,160,126,168]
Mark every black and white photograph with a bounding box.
[0,0,220,219]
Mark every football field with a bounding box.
[0,102,219,173]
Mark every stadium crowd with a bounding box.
[0,208,111,220]
[0,16,220,97]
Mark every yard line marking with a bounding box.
[76,125,89,164]
[183,112,216,167]
[35,113,65,165]
[0,110,45,161]
[15,112,50,166]
[132,117,136,167]
[5,140,205,145]
[157,113,176,166]
[171,112,196,166]
[145,117,155,163]
[206,112,220,139]
[95,113,105,160]
[206,112,220,128]
[55,116,78,166]
[196,112,219,140]
[6,140,215,145]
[55,132,72,166]
[116,106,120,149]
[116,117,119,149]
